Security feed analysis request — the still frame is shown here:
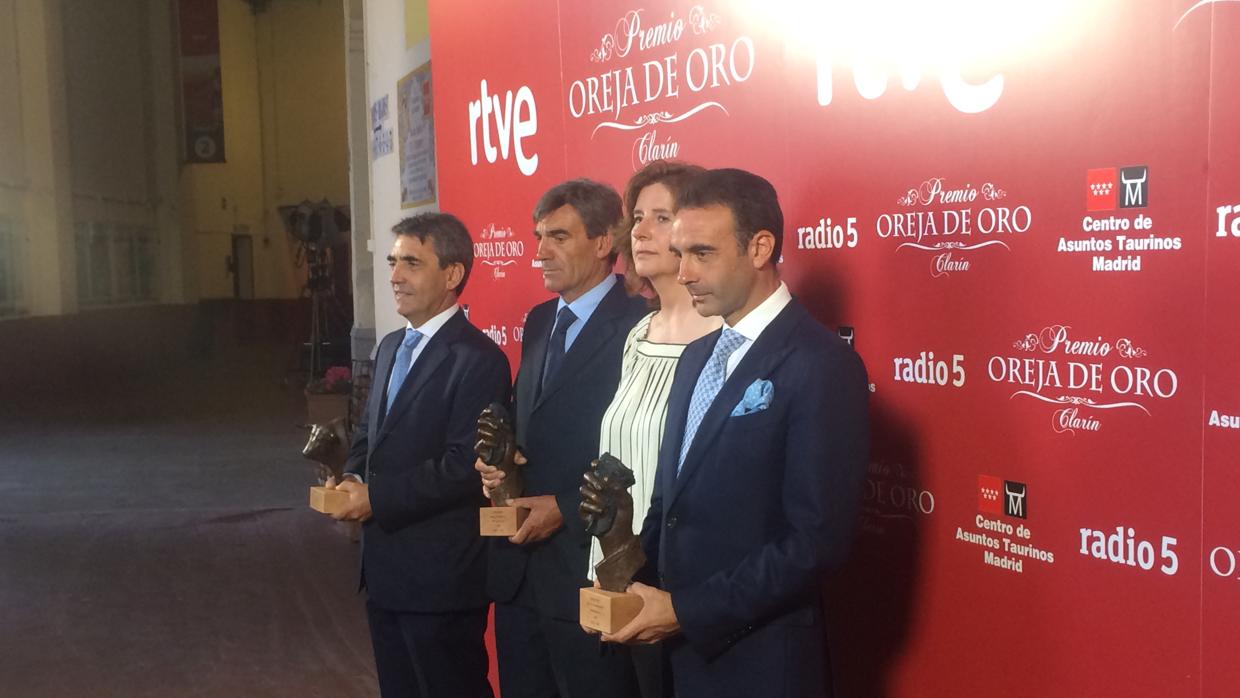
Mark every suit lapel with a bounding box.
[373,312,464,451]
[666,300,806,509]
[367,332,399,451]
[533,278,627,412]
[657,334,711,507]
[516,303,552,427]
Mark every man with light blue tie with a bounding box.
[327,212,511,698]
[604,169,870,698]
[478,179,647,698]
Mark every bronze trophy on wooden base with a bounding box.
[578,453,647,633]
[475,403,529,536]
[302,419,354,531]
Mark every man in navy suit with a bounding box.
[477,179,647,698]
[604,169,870,698]
[327,212,511,698]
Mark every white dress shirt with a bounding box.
[399,303,460,372]
[723,282,792,379]
[552,274,617,351]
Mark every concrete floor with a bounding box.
[0,347,378,697]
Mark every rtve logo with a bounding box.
[468,79,539,176]
[803,4,1009,114]
[815,56,1003,114]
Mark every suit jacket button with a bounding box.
[666,516,677,528]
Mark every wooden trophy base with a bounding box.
[580,587,644,633]
[479,506,529,536]
[309,486,350,514]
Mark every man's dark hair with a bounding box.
[391,212,474,295]
[676,168,784,266]
[532,178,624,263]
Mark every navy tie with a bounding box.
[386,328,424,414]
[678,328,747,474]
[540,306,577,395]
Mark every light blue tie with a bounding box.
[385,328,424,414]
[678,329,747,474]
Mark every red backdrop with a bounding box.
[426,1,1240,694]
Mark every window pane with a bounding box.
[136,227,157,300]
[89,223,112,302]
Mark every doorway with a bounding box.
[230,234,254,299]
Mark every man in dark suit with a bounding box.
[604,169,870,698]
[326,212,511,698]
[477,179,647,698]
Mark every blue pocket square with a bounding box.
[731,379,774,416]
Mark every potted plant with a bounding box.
[305,365,352,425]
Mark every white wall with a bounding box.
[362,0,433,341]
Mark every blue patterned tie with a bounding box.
[540,306,578,395]
[678,328,747,474]
[385,328,424,414]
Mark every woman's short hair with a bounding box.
[616,160,706,301]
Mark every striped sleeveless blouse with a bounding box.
[589,311,686,578]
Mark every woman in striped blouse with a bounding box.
[591,160,720,697]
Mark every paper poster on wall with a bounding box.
[371,94,393,159]
[397,62,436,208]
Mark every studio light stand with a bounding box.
[278,199,351,387]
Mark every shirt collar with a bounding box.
[405,304,460,339]
[555,274,617,325]
[724,281,792,343]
